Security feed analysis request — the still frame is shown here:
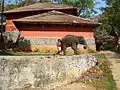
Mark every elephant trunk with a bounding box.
[78,37,88,49]
[83,44,88,49]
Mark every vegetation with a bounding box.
[61,0,98,17]
[85,54,117,90]
[0,1,1,11]
[97,0,120,37]
[93,0,120,52]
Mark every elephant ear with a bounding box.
[77,36,87,45]
[77,36,84,42]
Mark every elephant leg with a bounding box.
[71,43,78,55]
[56,45,67,55]
[96,43,101,51]
[117,44,120,52]
[62,45,67,55]
[56,48,62,54]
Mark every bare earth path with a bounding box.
[112,60,120,90]
[100,51,120,90]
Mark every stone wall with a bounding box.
[19,37,96,48]
[0,54,97,90]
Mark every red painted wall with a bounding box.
[15,24,94,39]
[20,31,93,39]
[5,19,95,39]
[6,19,18,32]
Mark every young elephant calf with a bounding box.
[56,35,87,55]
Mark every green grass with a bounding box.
[87,54,117,90]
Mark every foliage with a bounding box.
[16,0,37,7]
[4,4,17,11]
[61,0,97,18]
[98,0,120,37]
[0,1,1,11]
[85,54,117,90]
[100,44,115,51]
[3,0,51,10]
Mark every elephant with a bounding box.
[95,35,118,51]
[57,35,87,55]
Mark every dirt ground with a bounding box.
[112,60,120,90]
[14,83,96,90]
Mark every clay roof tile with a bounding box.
[5,2,76,13]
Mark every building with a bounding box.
[13,10,98,39]
[4,2,100,52]
[4,2,77,32]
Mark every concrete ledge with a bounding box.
[0,55,97,90]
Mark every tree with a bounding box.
[15,0,37,7]
[61,0,97,18]
[4,4,18,11]
[4,0,51,10]
[0,1,1,12]
[38,0,51,2]
[95,0,120,51]
[99,0,120,37]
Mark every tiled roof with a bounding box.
[13,10,100,25]
[5,2,76,13]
